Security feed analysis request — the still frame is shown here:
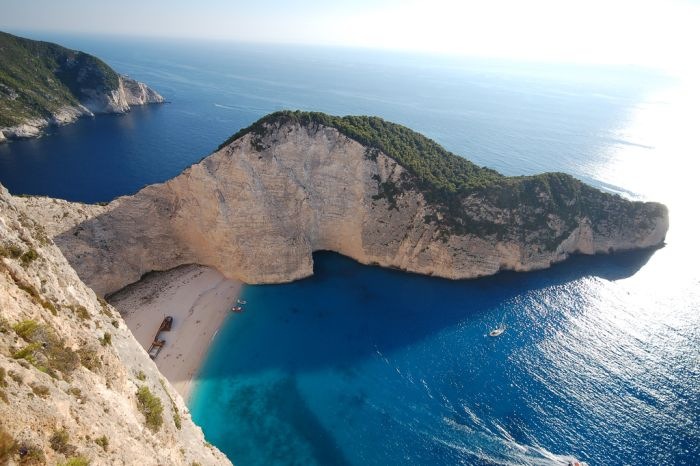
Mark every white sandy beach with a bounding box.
[108,265,241,401]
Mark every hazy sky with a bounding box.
[2,0,698,73]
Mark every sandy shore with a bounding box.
[108,264,241,401]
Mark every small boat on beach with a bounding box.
[159,315,173,332]
[148,338,165,359]
[231,306,244,313]
[489,327,506,337]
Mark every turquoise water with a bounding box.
[191,248,698,465]
[0,33,698,465]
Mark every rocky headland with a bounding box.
[0,31,163,143]
[18,111,669,296]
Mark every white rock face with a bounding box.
[0,186,231,465]
[120,76,165,106]
[18,121,669,296]
[80,75,164,114]
[0,75,163,143]
[0,106,93,141]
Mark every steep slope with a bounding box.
[0,186,230,465]
[0,31,163,142]
[18,111,668,296]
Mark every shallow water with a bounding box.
[0,33,697,465]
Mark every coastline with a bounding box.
[108,264,241,402]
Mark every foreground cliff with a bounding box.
[18,111,669,296]
[0,31,163,142]
[0,187,230,464]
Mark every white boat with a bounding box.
[237,299,247,305]
[489,327,506,337]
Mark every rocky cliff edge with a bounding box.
[0,186,230,465]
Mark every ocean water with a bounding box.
[1,33,698,465]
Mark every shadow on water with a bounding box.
[201,373,351,466]
[202,246,659,380]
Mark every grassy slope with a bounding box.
[0,31,120,127]
[222,111,656,244]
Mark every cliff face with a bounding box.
[0,186,231,465]
[19,115,669,296]
[0,31,164,142]
[79,75,165,116]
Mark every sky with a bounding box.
[2,0,699,74]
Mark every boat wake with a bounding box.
[437,416,585,465]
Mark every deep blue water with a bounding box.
[1,33,698,465]
[191,250,697,465]
[0,32,667,202]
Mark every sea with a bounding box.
[0,32,697,466]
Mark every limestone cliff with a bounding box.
[0,186,230,465]
[0,31,164,142]
[18,112,668,296]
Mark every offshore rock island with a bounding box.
[0,31,163,142]
[19,111,669,296]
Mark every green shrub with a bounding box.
[30,384,49,398]
[19,249,39,266]
[41,299,57,316]
[16,442,44,464]
[58,457,90,466]
[12,342,41,364]
[136,386,163,432]
[13,320,39,341]
[49,429,75,455]
[12,326,79,378]
[135,370,146,381]
[77,348,101,372]
[99,333,111,346]
[0,243,23,259]
[71,305,90,321]
[94,435,108,452]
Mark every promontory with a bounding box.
[0,31,163,142]
[18,110,669,296]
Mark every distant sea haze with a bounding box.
[1,33,697,465]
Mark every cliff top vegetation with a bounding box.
[0,31,120,126]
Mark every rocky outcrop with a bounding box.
[0,31,164,142]
[18,114,669,296]
[0,106,91,140]
[79,75,165,116]
[0,186,230,465]
[0,75,164,142]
